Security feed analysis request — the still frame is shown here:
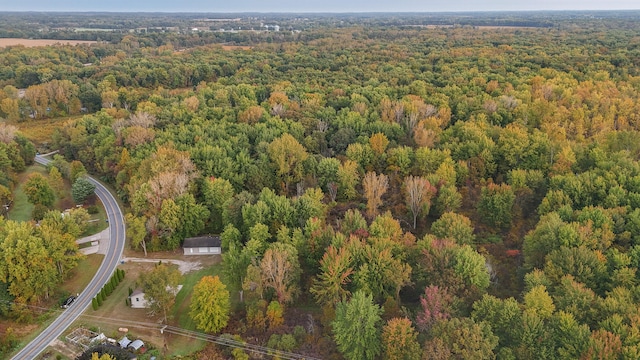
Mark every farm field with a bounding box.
[0,38,97,47]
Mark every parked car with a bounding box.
[61,295,77,309]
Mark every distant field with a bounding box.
[0,38,97,47]
[11,116,81,147]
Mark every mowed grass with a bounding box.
[169,261,235,356]
[7,164,47,221]
[82,199,109,237]
[7,160,108,236]
[60,254,105,296]
[85,263,148,331]
[81,262,230,356]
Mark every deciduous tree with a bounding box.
[266,300,284,329]
[477,182,515,229]
[382,317,421,360]
[404,175,436,229]
[311,245,354,306]
[332,290,382,360]
[202,177,235,233]
[189,275,230,333]
[431,212,475,245]
[38,224,83,278]
[69,160,87,183]
[416,285,452,332]
[259,243,300,304]
[337,160,360,201]
[126,213,148,256]
[0,221,58,303]
[24,173,55,207]
[47,166,65,198]
[223,237,251,302]
[139,263,181,323]
[430,317,499,360]
[363,171,389,218]
[267,133,308,194]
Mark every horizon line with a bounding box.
[2,9,640,14]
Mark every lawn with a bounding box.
[168,261,237,356]
[82,200,109,237]
[7,164,47,221]
[60,254,105,296]
[7,161,109,237]
[82,262,150,334]
[59,258,229,357]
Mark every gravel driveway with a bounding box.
[120,257,204,274]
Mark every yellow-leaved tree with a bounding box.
[189,275,230,333]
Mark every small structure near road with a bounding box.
[129,289,148,309]
[182,235,221,255]
[128,285,183,309]
[66,328,101,351]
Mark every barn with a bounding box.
[182,235,222,255]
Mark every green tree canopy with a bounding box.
[332,290,382,360]
[71,177,96,204]
[23,173,55,207]
[189,275,230,333]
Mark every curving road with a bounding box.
[12,155,126,360]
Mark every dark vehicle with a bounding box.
[61,295,77,309]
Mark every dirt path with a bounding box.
[120,257,205,274]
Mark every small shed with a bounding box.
[118,336,131,348]
[128,339,145,351]
[129,286,182,309]
[129,288,148,309]
[183,235,221,255]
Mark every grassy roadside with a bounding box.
[83,199,109,237]
[56,259,228,358]
[6,254,104,359]
[7,162,108,237]
[7,164,47,221]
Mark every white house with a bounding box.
[182,235,221,255]
[129,289,148,309]
[128,285,183,309]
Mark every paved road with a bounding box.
[12,155,126,360]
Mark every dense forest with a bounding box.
[3,11,640,359]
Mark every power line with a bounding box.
[0,299,320,360]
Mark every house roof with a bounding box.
[129,339,145,350]
[183,235,221,248]
[118,336,131,348]
[129,288,144,298]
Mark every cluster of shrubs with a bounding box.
[92,268,125,310]
[267,325,307,352]
[125,288,134,306]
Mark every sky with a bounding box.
[3,0,640,12]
